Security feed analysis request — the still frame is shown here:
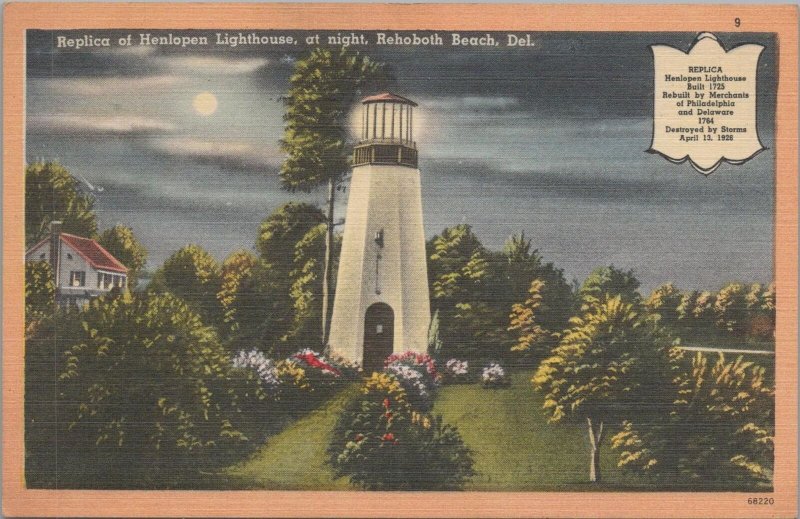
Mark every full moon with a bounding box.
[192,92,218,116]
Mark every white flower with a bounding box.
[232,349,281,390]
[482,362,506,384]
[387,364,430,399]
[446,358,469,375]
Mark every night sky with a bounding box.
[26,30,777,292]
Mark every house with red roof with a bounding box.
[26,221,128,307]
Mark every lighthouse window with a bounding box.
[372,103,378,139]
[376,324,383,334]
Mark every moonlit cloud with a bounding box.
[148,137,282,171]
[422,96,521,111]
[160,56,269,75]
[36,75,181,95]
[28,114,176,136]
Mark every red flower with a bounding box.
[384,411,393,419]
[354,433,365,442]
[381,433,395,442]
[382,397,391,409]
[293,352,342,376]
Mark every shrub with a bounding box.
[611,351,774,489]
[328,378,474,490]
[443,358,471,384]
[25,260,55,328]
[275,358,312,392]
[26,292,265,486]
[481,362,509,388]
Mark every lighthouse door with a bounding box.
[363,303,394,372]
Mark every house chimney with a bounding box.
[49,221,62,287]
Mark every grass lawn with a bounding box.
[433,370,641,490]
[207,383,360,490]
[207,370,646,490]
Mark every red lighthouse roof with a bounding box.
[361,92,417,106]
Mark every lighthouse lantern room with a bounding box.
[329,93,431,372]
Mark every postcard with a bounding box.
[3,3,797,518]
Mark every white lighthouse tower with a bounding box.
[329,92,431,372]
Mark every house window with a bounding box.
[39,253,46,260]
[67,253,73,260]
[97,273,103,288]
[69,271,86,287]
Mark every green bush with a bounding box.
[25,260,54,328]
[328,372,474,490]
[25,291,269,487]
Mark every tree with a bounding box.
[25,261,55,328]
[286,224,327,345]
[501,232,573,336]
[280,47,387,349]
[508,279,549,354]
[25,161,98,246]
[427,225,504,359]
[159,244,223,325]
[692,290,717,322]
[714,283,748,336]
[218,250,270,339]
[98,225,148,288]
[750,282,776,339]
[579,265,641,312]
[284,224,343,349]
[645,283,683,329]
[533,296,655,482]
[744,282,775,339]
[612,351,774,488]
[256,202,325,270]
[427,309,443,356]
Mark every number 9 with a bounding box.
[735,17,741,27]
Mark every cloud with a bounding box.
[36,75,180,95]
[28,114,175,136]
[420,113,652,173]
[160,56,269,75]
[422,95,520,111]
[148,137,282,172]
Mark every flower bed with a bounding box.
[231,348,349,407]
[385,351,441,384]
[383,351,441,411]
